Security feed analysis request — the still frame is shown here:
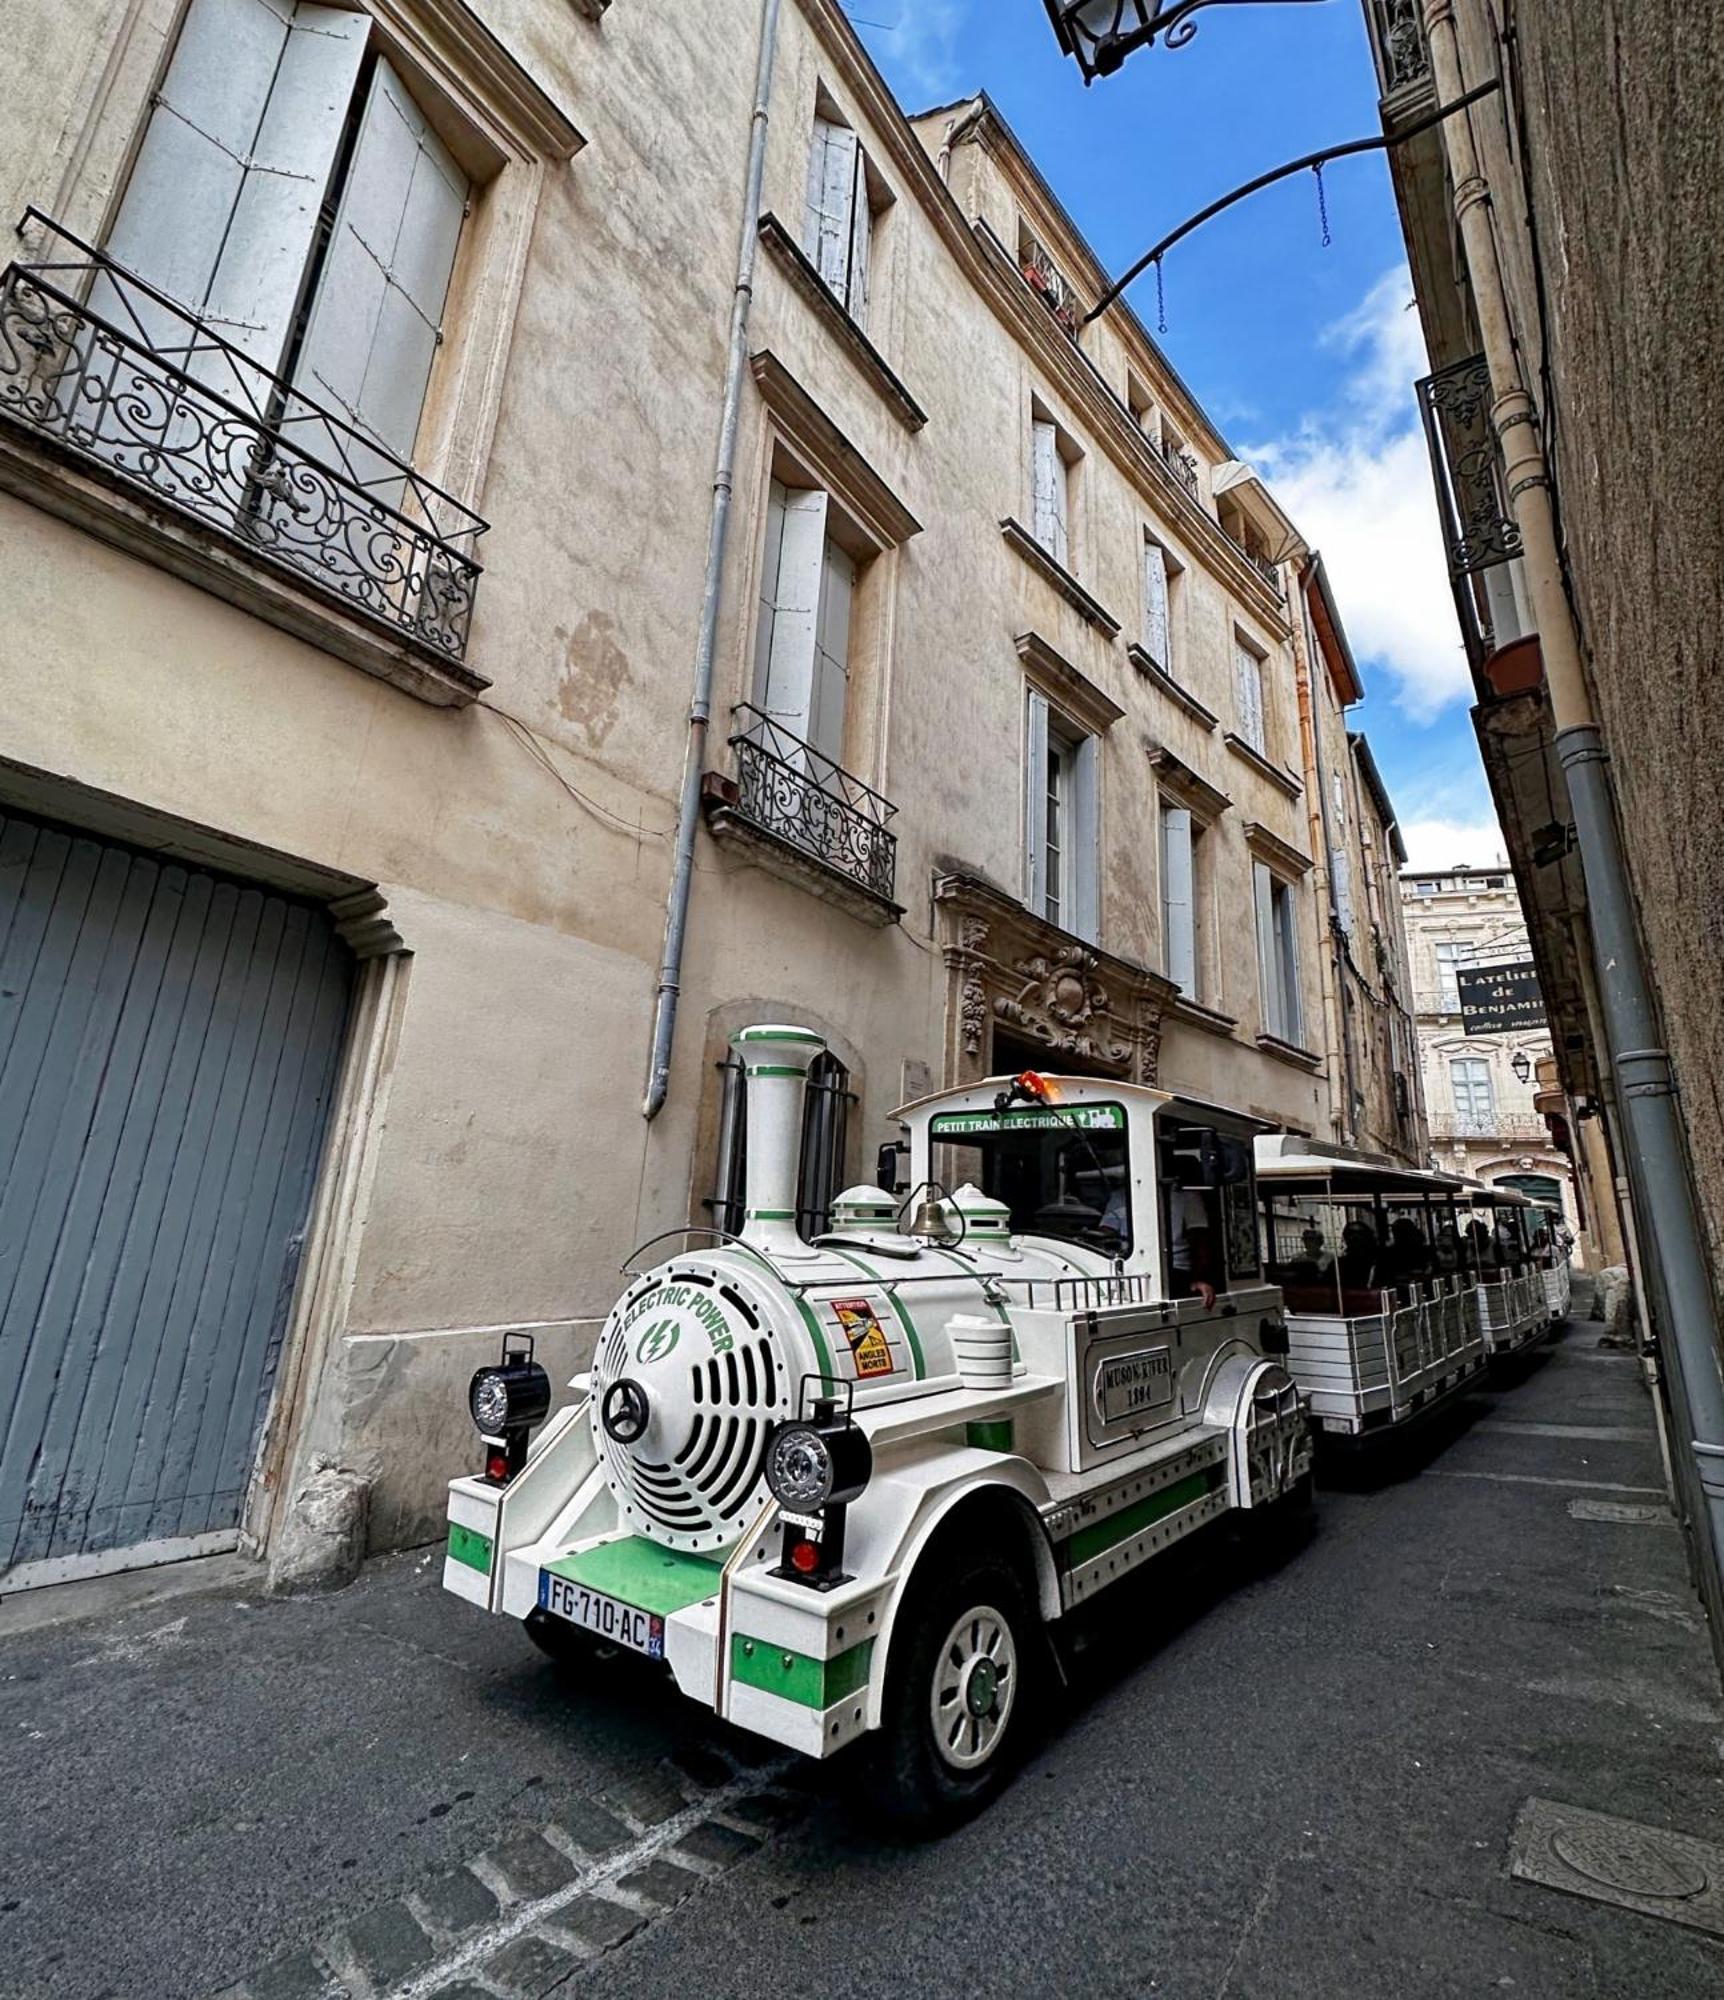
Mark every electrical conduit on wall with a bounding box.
[644,0,785,1121]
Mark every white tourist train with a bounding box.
[1464,1180,1557,1357]
[443,1026,1311,1826]
[1255,1137,1491,1442]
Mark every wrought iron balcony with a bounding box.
[1365,0,1433,97]
[1156,433,1202,502]
[1416,354,1523,582]
[718,705,898,910]
[0,215,485,663]
[1228,533,1285,600]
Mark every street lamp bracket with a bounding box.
[1042,0,1326,83]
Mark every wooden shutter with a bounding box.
[1025,688,1051,912]
[805,118,860,301]
[1161,806,1195,994]
[1254,860,1282,1040]
[1032,421,1068,567]
[1070,735,1101,944]
[1144,540,1171,670]
[104,0,367,378]
[753,480,789,697]
[289,57,470,505]
[809,535,855,770]
[847,155,873,327]
[1275,879,1304,1046]
[1234,639,1265,753]
[759,488,830,748]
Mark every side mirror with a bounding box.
[876,1141,908,1195]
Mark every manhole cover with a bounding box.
[1551,1823,1708,1900]
[1511,1800,1724,1936]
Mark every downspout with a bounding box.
[1288,562,1354,1145]
[643,0,784,1120]
[1422,1,1724,1577]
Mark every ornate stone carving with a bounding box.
[932,873,1173,1087]
[994,945,1130,1068]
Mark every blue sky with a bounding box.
[839,0,1506,868]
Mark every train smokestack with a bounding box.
[733,1025,825,1258]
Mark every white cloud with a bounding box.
[847,1,968,103]
[1251,268,1470,723]
[1399,816,1509,873]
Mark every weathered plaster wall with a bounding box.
[1509,0,1724,1304]
[0,0,1372,1555]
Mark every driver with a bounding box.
[1168,1174,1217,1310]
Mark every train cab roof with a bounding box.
[1253,1135,1467,1200]
[893,1071,1269,1139]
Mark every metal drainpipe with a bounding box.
[1422,1,1724,1578]
[643,0,784,1120]
[1288,560,1355,1145]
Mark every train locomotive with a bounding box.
[443,1024,1311,1826]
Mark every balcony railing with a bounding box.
[0,214,485,662]
[1228,533,1285,600]
[1156,433,1202,502]
[727,705,898,905]
[1366,0,1433,97]
[1416,355,1523,583]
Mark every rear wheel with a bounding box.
[856,1552,1037,1834]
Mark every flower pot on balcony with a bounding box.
[1483,634,1543,698]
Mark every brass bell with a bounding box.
[908,1191,958,1243]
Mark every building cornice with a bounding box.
[750,352,922,547]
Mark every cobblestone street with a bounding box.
[4,1304,1721,2000]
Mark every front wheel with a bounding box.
[855,1554,1037,1834]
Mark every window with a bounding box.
[1434,940,1467,1012]
[104,0,469,500]
[1234,635,1267,755]
[711,1050,854,1240]
[1026,690,1099,942]
[1031,413,1072,567]
[932,1106,1132,1258]
[754,478,856,768]
[1127,374,1155,434]
[1414,879,1441,895]
[804,108,873,326]
[1254,863,1303,1045]
[1143,535,1174,673]
[1451,1056,1495,1128]
[1160,802,1199,998]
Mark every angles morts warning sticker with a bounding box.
[833,1297,895,1379]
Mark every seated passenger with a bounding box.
[1338,1219,1380,1291]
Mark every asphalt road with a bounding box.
[4,1316,1724,2000]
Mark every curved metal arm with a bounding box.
[1084,80,1501,325]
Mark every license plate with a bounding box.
[537,1570,665,1659]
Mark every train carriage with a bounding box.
[442,1026,1312,1827]
[1255,1138,1489,1442]
[1466,1182,1552,1358]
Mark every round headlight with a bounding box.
[765,1425,836,1510]
[472,1371,512,1432]
[468,1360,552,1435]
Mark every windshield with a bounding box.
[930,1104,1132,1256]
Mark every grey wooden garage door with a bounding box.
[0,809,353,1583]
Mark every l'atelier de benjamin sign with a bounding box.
[1457,961,1547,1035]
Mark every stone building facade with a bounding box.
[0,0,1416,1588]
[1398,866,1579,1243]
[1362,0,1724,1648]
